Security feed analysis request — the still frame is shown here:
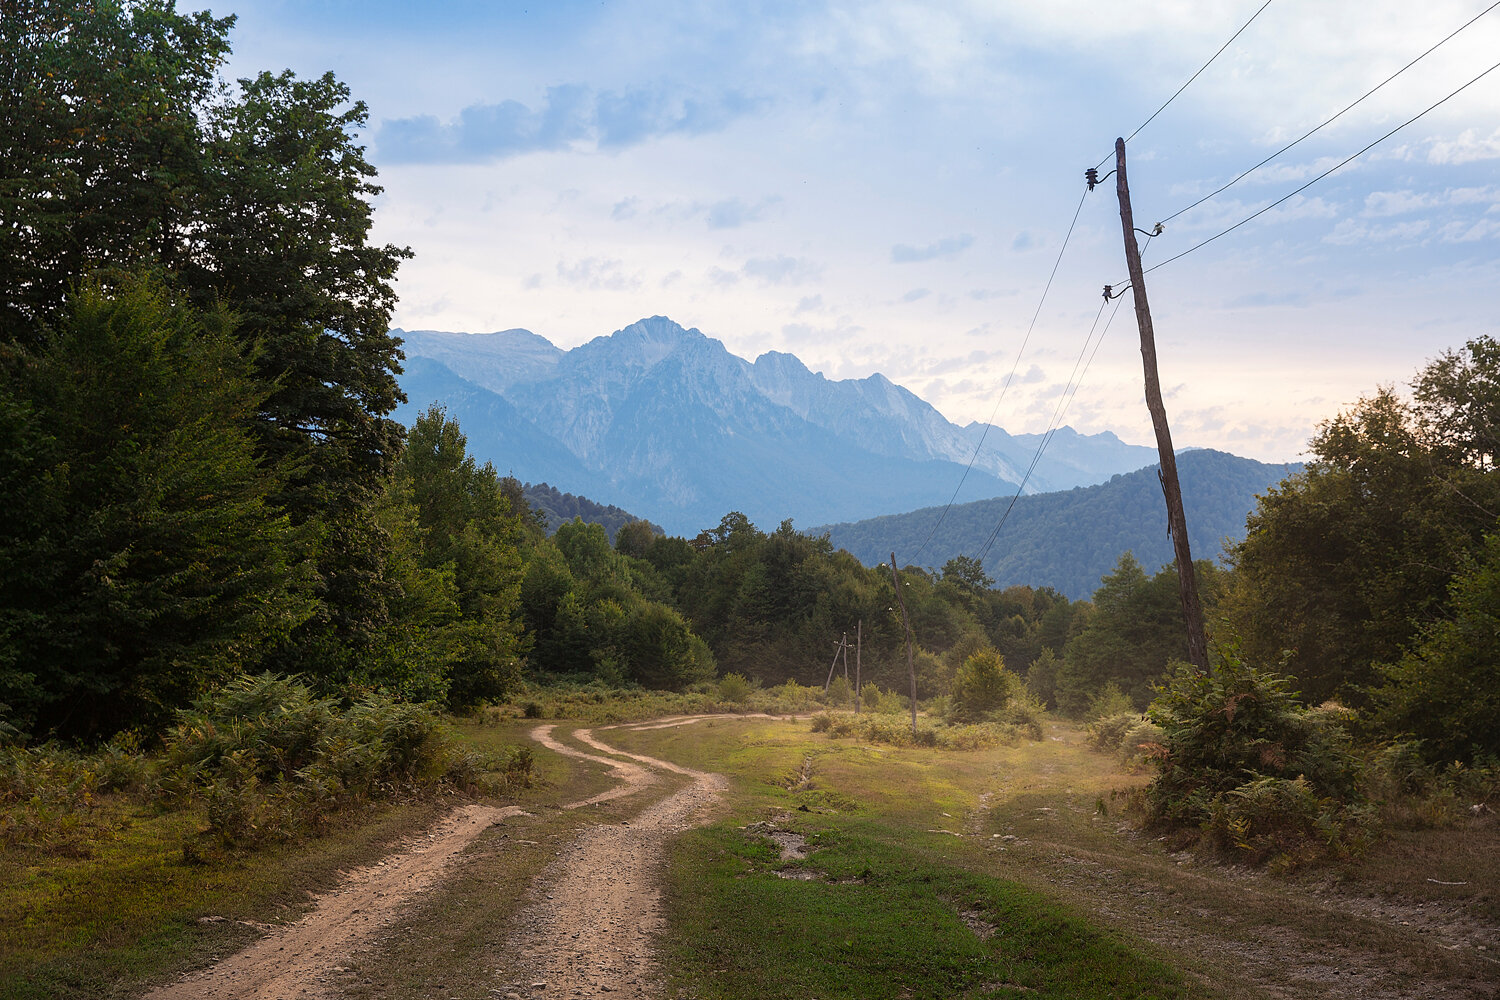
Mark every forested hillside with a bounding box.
[521,483,662,542]
[820,449,1299,598]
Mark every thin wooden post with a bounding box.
[841,631,849,684]
[889,553,918,736]
[853,619,863,714]
[824,637,843,692]
[1113,137,1209,671]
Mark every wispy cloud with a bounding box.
[891,233,974,263]
[555,257,640,291]
[1426,128,1500,166]
[377,84,762,163]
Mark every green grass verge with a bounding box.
[665,819,1201,1000]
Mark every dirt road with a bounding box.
[494,724,726,998]
[146,721,724,1000]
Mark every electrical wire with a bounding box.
[971,228,1147,567]
[975,290,1132,563]
[907,184,1091,565]
[1158,0,1500,228]
[1095,0,1276,169]
[1144,55,1500,276]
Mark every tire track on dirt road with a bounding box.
[146,720,726,1000]
[493,723,727,999]
[146,803,529,1000]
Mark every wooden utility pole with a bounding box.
[889,554,919,736]
[824,637,843,692]
[853,620,863,714]
[1113,137,1210,671]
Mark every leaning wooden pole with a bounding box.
[889,554,919,735]
[854,620,863,714]
[1113,137,1210,671]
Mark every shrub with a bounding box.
[1143,652,1366,865]
[858,682,882,711]
[717,673,754,704]
[947,649,1016,724]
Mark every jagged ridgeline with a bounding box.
[392,317,1163,536]
[817,450,1301,599]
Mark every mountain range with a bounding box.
[817,449,1301,599]
[392,316,1165,536]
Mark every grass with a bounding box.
[605,714,1499,1000]
[665,821,1201,999]
[599,716,1208,1000]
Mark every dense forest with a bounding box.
[2,0,1496,797]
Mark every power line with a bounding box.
[908,185,1091,565]
[1096,0,1276,169]
[1144,55,1500,276]
[974,264,1138,565]
[1159,0,1500,228]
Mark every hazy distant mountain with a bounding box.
[393,317,1165,536]
[817,449,1301,599]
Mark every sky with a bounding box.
[220,0,1500,462]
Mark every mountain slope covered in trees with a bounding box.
[819,450,1301,599]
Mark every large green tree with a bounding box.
[0,281,310,740]
[1,1,411,670]
[1224,340,1500,705]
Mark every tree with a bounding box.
[1224,355,1500,705]
[941,555,993,595]
[387,407,527,707]
[948,648,1013,723]
[0,280,310,740]
[0,0,231,343]
[1,2,412,673]
[1056,553,1220,716]
[1375,529,1500,764]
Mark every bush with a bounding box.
[858,682,882,711]
[1144,651,1366,865]
[947,649,1016,724]
[718,673,753,704]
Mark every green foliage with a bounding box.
[0,281,311,741]
[1086,712,1163,765]
[1055,553,1222,717]
[163,673,528,846]
[1374,529,1500,764]
[946,648,1014,723]
[1,1,413,694]
[382,406,528,708]
[1224,341,1500,706]
[859,681,882,711]
[717,673,754,704]
[1144,652,1365,864]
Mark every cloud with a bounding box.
[795,294,824,313]
[377,84,761,163]
[1438,218,1500,243]
[1011,231,1035,252]
[1427,128,1500,165]
[1362,187,1499,218]
[740,255,823,285]
[555,257,640,291]
[611,197,641,220]
[890,233,974,263]
[705,196,781,229]
[901,288,930,302]
[1323,219,1430,246]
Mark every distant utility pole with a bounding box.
[823,635,844,692]
[853,620,863,714]
[889,554,919,736]
[1112,137,1210,671]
